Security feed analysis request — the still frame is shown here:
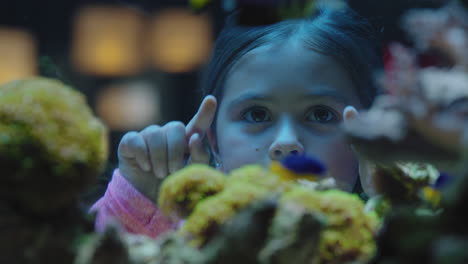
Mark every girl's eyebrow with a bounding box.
[227,92,274,109]
[300,91,351,105]
[226,90,351,110]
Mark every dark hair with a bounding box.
[201,7,383,109]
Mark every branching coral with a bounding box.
[401,1,468,68]
[343,1,468,263]
[344,2,468,171]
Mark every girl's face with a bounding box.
[212,40,361,191]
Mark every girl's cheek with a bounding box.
[310,137,358,191]
[218,127,358,190]
[218,133,266,172]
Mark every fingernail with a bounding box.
[190,133,200,144]
[345,105,358,113]
[344,106,359,119]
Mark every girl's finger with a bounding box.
[165,121,188,174]
[188,133,210,164]
[118,132,151,172]
[185,95,217,140]
[141,125,168,179]
[343,105,359,126]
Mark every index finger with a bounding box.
[185,95,217,140]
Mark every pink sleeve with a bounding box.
[89,169,176,238]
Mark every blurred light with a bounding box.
[148,8,213,73]
[96,81,161,130]
[71,6,145,76]
[0,28,37,85]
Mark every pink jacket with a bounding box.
[90,169,175,238]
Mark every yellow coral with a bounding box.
[280,188,379,263]
[0,78,107,170]
[227,164,294,192]
[0,78,108,212]
[180,182,274,247]
[158,164,226,219]
[158,162,379,262]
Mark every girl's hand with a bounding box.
[117,95,217,203]
[343,105,379,197]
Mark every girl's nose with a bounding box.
[269,119,304,160]
[269,143,304,160]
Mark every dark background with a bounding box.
[0,0,446,204]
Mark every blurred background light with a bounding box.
[0,28,37,85]
[96,81,161,130]
[147,8,213,73]
[71,6,145,76]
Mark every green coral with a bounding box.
[189,0,212,10]
[277,0,319,20]
[0,77,108,213]
[159,164,226,220]
[365,195,392,220]
[280,187,379,263]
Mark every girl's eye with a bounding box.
[242,107,272,123]
[307,106,338,123]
